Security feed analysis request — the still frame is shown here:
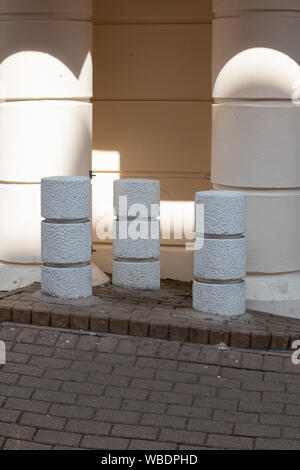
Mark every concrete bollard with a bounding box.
[193,190,246,316]
[113,179,160,290]
[41,176,92,299]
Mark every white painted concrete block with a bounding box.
[212,103,300,188]
[0,183,41,263]
[41,176,91,220]
[245,189,300,274]
[193,280,246,316]
[0,102,91,183]
[114,179,160,218]
[0,20,92,100]
[213,186,300,274]
[113,220,160,259]
[213,44,300,100]
[195,190,246,235]
[213,14,300,99]
[246,271,300,318]
[41,264,92,299]
[0,262,41,290]
[194,237,246,281]
[41,221,91,264]
[112,260,160,290]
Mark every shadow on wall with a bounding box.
[0,23,91,79]
[0,50,92,98]
[0,17,92,100]
[214,48,300,99]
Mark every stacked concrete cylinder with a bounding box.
[112,179,160,291]
[193,191,246,317]
[212,0,300,316]
[0,0,93,290]
[41,176,92,299]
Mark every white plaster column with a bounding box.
[212,0,300,317]
[0,0,97,289]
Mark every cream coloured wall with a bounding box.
[92,0,212,280]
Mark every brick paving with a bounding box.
[0,281,299,351]
[0,323,300,450]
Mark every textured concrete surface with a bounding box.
[114,179,160,218]
[113,220,160,259]
[41,176,91,220]
[113,179,160,291]
[194,237,246,281]
[195,191,246,236]
[41,221,91,265]
[193,281,246,317]
[0,323,299,450]
[41,265,92,300]
[112,260,160,291]
[194,191,246,316]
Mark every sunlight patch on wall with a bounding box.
[0,50,92,99]
[92,151,196,245]
[214,48,300,99]
[92,150,120,242]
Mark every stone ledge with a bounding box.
[0,281,298,352]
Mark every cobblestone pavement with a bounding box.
[0,323,300,450]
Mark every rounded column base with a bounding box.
[0,262,41,290]
[0,262,110,292]
[246,272,300,318]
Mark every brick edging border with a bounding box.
[0,290,295,353]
